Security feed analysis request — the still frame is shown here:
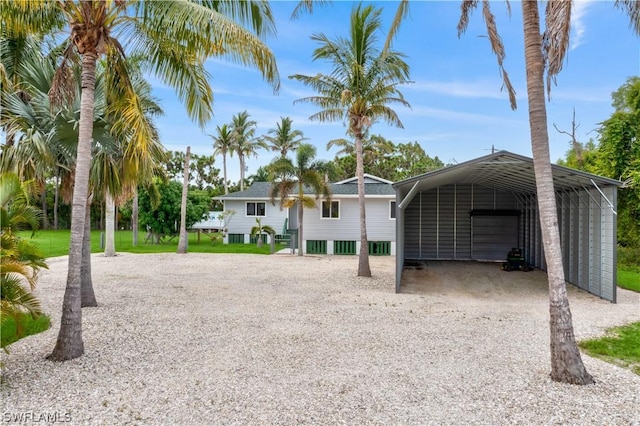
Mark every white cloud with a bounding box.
[406,79,525,101]
[570,0,595,51]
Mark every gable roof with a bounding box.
[393,151,622,196]
[215,177,395,200]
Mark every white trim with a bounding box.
[325,194,394,199]
[321,200,340,219]
[334,174,394,185]
[389,200,397,220]
[245,201,267,217]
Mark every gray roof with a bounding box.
[215,180,394,200]
[393,151,622,195]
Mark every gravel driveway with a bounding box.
[2,253,639,425]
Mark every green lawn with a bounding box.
[618,269,640,292]
[18,229,274,258]
[579,322,640,376]
[1,314,51,350]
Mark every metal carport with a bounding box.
[393,151,622,302]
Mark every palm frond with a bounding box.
[291,0,331,20]
[543,0,571,100]
[615,0,640,34]
[384,0,410,52]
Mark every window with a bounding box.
[390,201,397,219]
[322,200,340,219]
[246,202,266,217]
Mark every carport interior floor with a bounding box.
[400,260,593,301]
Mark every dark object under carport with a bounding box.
[502,248,530,271]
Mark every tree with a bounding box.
[262,116,307,158]
[248,165,271,184]
[2,0,279,361]
[0,173,47,334]
[393,141,443,181]
[177,146,191,254]
[211,124,234,194]
[138,179,209,243]
[290,4,411,275]
[190,154,220,191]
[269,143,332,256]
[250,217,275,248]
[457,0,638,385]
[230,111,265,191]
[596,76,640,247]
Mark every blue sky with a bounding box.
[151,1,639,182]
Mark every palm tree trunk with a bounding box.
[177,146,190,253]
[239,154,245,191]
[132,189,139,246]
[223,153,229,194]
[104,191,116,256]
[82,196,97,308]
[49,52,98,361]
[40,182,49,229]
[53,173,59,230]
[521,0,593,385]
[297,198,303,257]
[355,130,371,277]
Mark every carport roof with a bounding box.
[393,151,622,195]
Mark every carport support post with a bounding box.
[395,184,417,293]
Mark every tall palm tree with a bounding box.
[230,111,265,191]
[458,0,639,385]
[290,3,411,276]
[269,144,331,256]
[91,57,165,259]
[262,116,307,158]
[210,123,234,194]
[177,146,191,254]
[2,0,279,361]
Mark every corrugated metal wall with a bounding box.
[553,187,617,302]
[400,183,617,302]
[404,184,519,261]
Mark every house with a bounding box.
[191,211,225,232]
[213,174,397,255]
[393,151,621,302]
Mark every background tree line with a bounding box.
[557,76,640,249]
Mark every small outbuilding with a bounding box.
[393,151,622,302]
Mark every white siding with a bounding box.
[222,200,288,236]
[303,197,395,242]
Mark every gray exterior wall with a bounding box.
[402,184,518,260]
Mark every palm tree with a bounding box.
[290,4,411,276]
[250,217,275,248]
[91,57,165,259]
[458,0,639,385]
[211,124,234,195]
[0,173,47,330]
[177,146,191,254]
[269,143,332,257]
[327,134,395,173]
[230,111,265,191]
[2,0,279,361]
[262,116,307,158]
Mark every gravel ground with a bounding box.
[2,253,639,425]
